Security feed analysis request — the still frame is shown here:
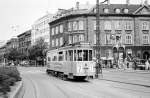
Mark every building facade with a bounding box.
[5,38,18,50]
[31,13,54,46]
[17,30,31,55]
[0,45,6,65]
[49,2,150,66]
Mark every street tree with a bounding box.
[28,38,48,66]
[4,48,22,65]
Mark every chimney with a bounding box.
[126,0,130,5]
[76,2,79,10]
[107,0,110,5]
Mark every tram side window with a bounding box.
[65,51,67,61]
[83,50,88,61]
[68,50,73,61]
[89,50,92,61]
[58,51,64,61]
[48,57,51,61]
[77,50,82,61]
[53,56,57,61]
[74,50,76,61]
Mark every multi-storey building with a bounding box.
[0,38,18,65]
[49,1,150,65]
[0,45,6,65]
[17,30,31,55]
[6,38,18,50]
[31,13,54,46]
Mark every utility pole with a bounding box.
[95,0,108,78]
[95,0,101,78]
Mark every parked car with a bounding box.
[136,59,146,70]
[20,61,29,66]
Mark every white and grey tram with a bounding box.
[46,43,96,80]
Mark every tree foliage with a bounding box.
[28,38,48,63]
[4,48,21,61]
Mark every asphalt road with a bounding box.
[18,67,150,98]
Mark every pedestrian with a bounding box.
[145,60,149,70]
[133,59,137,70]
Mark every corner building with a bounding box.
[49,3,150,65]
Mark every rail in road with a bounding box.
[19,67,150,98]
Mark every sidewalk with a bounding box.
[99,68,150,87]
[102,68,150,73]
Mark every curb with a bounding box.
[9,81,24,98]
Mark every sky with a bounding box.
[0,0,148,41]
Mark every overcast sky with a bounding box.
[0,0,148,41]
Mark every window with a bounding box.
[68,22,72,31]
[104,8,109,13]
[56,38,59,46]
[55,26,59,34]
[124,21,132,30]
[83,50,88,61]
[60,25,63,33]
[74,50,77,61]
[73,35,77,43]
[124,9,129,13]
[69,36,72,44]
[115,9,121,13]
[53,56,57,61]
[68,50,73,61]
[89,50,92,61]
[78,20,84,30]
[115,35,122,44]
[104,21,111,30]
[93,20,96,30]
[79,34,84,42]
[125,34,132,44]
[52,40,54,47]
[94,33,96,44]
[77,50,82,61]
[59,37,63,46]
[48,57,51,61]
[51,28,55,35]
[105,34,112,44]
[125,31,132,34]
[142,21,149,30]
[58,51,64,61]
[143,34,149,44]
[115,21,122,30]
[73,21,78,30]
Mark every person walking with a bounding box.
[145,60,149,70]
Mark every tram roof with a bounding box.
[47,42,92,53]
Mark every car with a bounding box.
[136,59,146,70]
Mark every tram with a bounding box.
[46,42,96,80]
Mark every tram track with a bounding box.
[22,75,38,98]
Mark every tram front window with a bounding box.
[83,50,88,61]
[77,50,82,61]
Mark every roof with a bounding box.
[50,4,150,24]
[17,30,31,37]
[90,4,141,14]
